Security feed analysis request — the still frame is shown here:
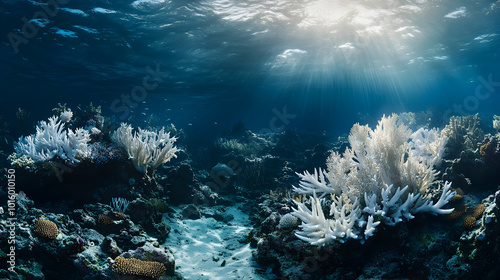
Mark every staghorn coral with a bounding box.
[291,114,454,245]
[14,116,91,163]
[112,256,166,278]
[111,123,178,174]
[34,219,58,239]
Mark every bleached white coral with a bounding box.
[293,193,363,245]
[278,213,298,230]
[111,123,178,174]
[410,127,448,167]
[8,153,35,169]
[291,114,454,245]
[14,116,91,163]
[90,127,101,135]
[59,110,73,122]
[493,116,500,130]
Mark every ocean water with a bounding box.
[2,0,499,137]
[1,0,500,279]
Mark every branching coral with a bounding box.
[111,123,178,174]
[14,116,90,163]
[291,114,455,246]
[442,114,483,154]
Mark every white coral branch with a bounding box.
[14,116,90,163]
[293,169,336,198]
[292,194,360,245]
[290,114,453,246]
[111,123,178,174]
[412,181,455,215]
[364,215,380,238]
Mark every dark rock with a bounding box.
[261,212,280,234]
[101,237,122,258]
[181,204,201,219]
[163,164,196,205]
[128,198,170,242]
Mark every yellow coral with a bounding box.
[472,204,485,219]
[34,219,58,239]
[450,188,464,202]
[443,204,467,220]
[463,215,477,229]
[112,256,166,278]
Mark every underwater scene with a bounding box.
[1,0,500,279]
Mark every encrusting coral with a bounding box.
[291,114,455,245]
[111,123,178,174]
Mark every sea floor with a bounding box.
[164,204,267,280]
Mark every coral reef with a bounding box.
[4,109,500,280]
[14,116,91,163]
[111,123,178,174]
[445,132,500,191]
[442,114,483,158]
[0,192,179,280]
[291,114,454,245]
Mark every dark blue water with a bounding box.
[1,0,499,143]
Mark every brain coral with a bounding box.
[112,256,166,278]
[443,204,467,220]
[463,215,477,229]
[34,219,58,239]
[278,213,298,229]
[472,204,485,219]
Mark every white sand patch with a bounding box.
[164,204,266,280]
